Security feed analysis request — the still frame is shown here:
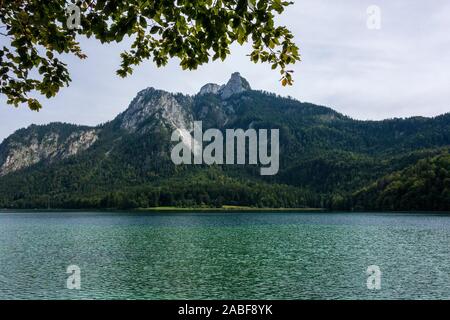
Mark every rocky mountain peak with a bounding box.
[220,72,251,99]
[197,72,252,99]
[198,83,223,96]
[118,87,193,134]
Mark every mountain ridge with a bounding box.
[0,73,449,210]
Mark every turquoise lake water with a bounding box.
[0,211,449,300]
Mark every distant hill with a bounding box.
[348,152,450,211]
[0,73,449,210]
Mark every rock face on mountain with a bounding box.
[197,72,251,99]
[219,72,251,99]
[118,88,194,134]
[0,124,97,176]
[198,83,223,96]
[114,72,252,136]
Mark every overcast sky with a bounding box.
[1,0,450,142]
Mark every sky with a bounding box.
[1,0,450,142]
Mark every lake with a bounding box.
[0,211,449,300]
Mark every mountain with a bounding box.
[0,123,98,176]
[0,73,449,210]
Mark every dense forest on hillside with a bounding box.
[348,153,450,211]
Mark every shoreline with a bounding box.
[135,206,327,213]
[1,207,450,215]
[0,206,326,214]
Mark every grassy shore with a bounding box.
[134,205,326,213]
[0,206,325,213]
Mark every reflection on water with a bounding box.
[0,211,450,299]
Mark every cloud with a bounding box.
[1,0,449,141]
